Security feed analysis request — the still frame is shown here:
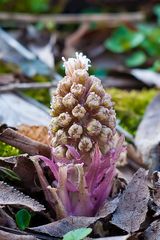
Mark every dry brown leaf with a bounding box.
[152,171,160,207]
[31,216,100,238]
[0,209,16,228]
[131,69,160,88]
[0,230,38,240]
[111,168,149,233]
[135,94,160,168]
[143,220,160,240]
[94,236,130,240]
[0,156,17,165]
[0,181,45,212]
[13,155,37,191]
[111,176,127,198]
[18,125,50,145]
[97,196,119,217]
[0,155,39,191]
[0,92,50,127]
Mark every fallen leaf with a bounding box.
[111,168,149,233]
[13,155,37,191]
[93,236,130,240]
[152,172,160,207]
[96,196,119,217]
[135,94,160,168]
[0,209,16,228]
[18,125,50,145]
[143,220,160,240]
[0,92,50,127]
[0,155,17,166]
[31,216,100,238]
[0,154,38,191]
[0,229,38,240]
[131,69,160,87]
[111,176,127,198]
[0,181,45,212]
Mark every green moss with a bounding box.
[24,74,51,107]
[107,88,158,135]
[24,88,50,107]
[0,141,20,157]
[0,60,20,74]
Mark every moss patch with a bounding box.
[23,74,51,107]
[0,141,20,157]
[107,88,158,135]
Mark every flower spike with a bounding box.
[39,53,124,218]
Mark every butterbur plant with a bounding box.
[35,53,124,218]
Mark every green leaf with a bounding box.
[93,68,107,77]
[153,4,160,24]
[125,51,147,67]
[63,228,92,240]
[151,60,160,72]
[0,167,21,181]
[138,25,160,56]
[16,209,31,230]
[104,26,144,53]
[28,0,49,13]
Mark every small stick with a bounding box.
[0,82,57,92]
[0,125,51,157]
[0,12,145,25]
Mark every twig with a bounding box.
[0,82,57,92]
[0,12,145,26]
[0,125,51,157]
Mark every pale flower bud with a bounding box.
[72,69,89,85]
[62,93,77,109]
[50,117,59,134]
[51,96,63,116]
[54,146,66,159]
[98,126,112,143]
[86,92,100,109]
[107,115,116,129]
[87,119,102,136]
[66,149,73,159]
[51,129,67,147]
[57,76,72,96]
[100,141,113,154]
[78,137,92,152]
[58,113,72,127]
[89,76,105,96]
[68,124,83,139]
[95,106,110,122]
[72,104,86,119]
[70,83,85,98]
[62,52,91,76]
[101,94,113,108]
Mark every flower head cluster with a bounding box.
[50,52,116,159]
[39,53,124,218]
